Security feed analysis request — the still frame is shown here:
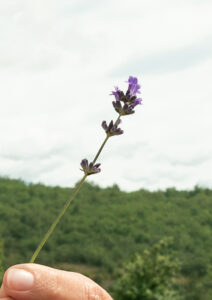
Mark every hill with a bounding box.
[0,177,212,299]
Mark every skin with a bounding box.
[0,264,113,300]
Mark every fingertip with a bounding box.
[6,268,34,291]
[0,283,7,298]
[2,264,113,300]
[1,264,38,300]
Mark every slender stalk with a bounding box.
[92,115,121,164]
[29,114,121,263]
[115,115,121,126]
[30,174,87,263]
[92,135,109,165]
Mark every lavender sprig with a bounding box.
[30,76,142,263]
[112,76,142,115]
[102,119,123,136]
[80,159,101,175]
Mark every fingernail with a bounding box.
[7,269,34,291]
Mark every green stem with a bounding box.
[92,135,109,165]
[115,115,121,126]
[92,115,121,164]
[29,114,121,263]
[30,174,87,263]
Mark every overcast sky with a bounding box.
[0,0,212,191]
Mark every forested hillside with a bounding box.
[0,177,212,299]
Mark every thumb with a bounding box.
[2,264,113,300]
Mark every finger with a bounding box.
[0,283,16,299]
[0,285,13,300]
[2,263,113,300]
[0,285,7,298]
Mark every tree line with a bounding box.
[0,177,212,299]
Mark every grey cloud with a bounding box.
[13,163,61,183]
[103,140,150,159]
[111,35,212,76]
[0,146,65,161]
[47,0,102,17]
[124,168,187,189]
[0,141,84,164]
[151,152,212,168]
[170,155,212,167]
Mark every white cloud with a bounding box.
[0,0,212,191]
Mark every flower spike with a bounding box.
[80,159,101,175]
[102,120,123,136]
[112,101,135,115]
[111,76,142,115]
[30,75,142,264]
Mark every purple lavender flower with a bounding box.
[102,119,123,136]
[127,76,141,96]
[112,100,135,115]
[111,76,142,115]
[80,159,101,175]
[111,86,120,101]
[133,98,142,106]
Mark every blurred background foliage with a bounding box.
[0,241,3,283]
[0,177,212,299]
[113,238,182,300]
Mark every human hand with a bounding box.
[0,263,113,300]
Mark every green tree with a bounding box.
[0,241,4,284]
[113,239,182,300]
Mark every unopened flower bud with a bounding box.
[102,119,123,136]
[80,159,101,175]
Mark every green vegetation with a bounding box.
[0,241,4,283]
[113,239,181,300]
[0,177,212,299]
